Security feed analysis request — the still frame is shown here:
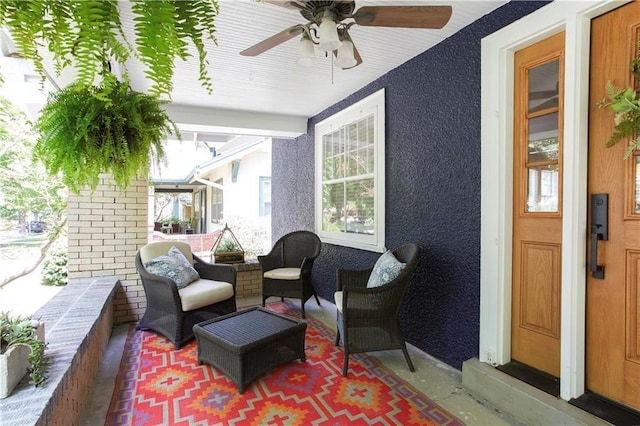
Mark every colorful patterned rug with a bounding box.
[106,302,463,425]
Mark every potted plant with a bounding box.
[0,312,47,398]
[212,224,245,264]
[0,1,220,191]
[34,75,176,192]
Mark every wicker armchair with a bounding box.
[135,241,237,349]
[334,243,419,376]
[258,231,322,319]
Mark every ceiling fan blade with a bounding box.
[240,25,305,56]
[352,6,452,29]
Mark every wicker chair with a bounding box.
[135,241,237,349]
[258,231,322,319]
[334,243,419,376]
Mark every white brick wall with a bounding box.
[67,174,149,324]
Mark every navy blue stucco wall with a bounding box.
[272,1,549,370]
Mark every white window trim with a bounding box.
[480,0,630,401]
[315,88,386,252]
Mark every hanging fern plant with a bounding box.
[0,0,219,191]
[0,0,219,97]
[34,75,175,192]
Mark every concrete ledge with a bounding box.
[0,277,120,425]
[462,358,609,425]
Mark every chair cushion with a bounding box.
[140,241,194,264]
[264,267,301,280]
[334,291,343,313]
[179,279,234,311]
[144,246,200,289]
[366,250,406,288]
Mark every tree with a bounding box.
[0,96,67,288]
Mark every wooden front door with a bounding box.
[511,32,564,377]
[587,1,640,412]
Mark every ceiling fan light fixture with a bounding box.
[317,17,341,52]
[335,39,356,68]
[296,35,315,67]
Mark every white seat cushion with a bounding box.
[334,291,343,313]
[178,278,234,311]
[140,241,194,264]
[263,267,301,280]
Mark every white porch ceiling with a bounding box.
[44,0,508,137]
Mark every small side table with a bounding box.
[193,307,306,393]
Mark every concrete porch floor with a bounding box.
[79,296,607,425]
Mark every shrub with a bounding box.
[41,238,67,286]
[224,216,271,260]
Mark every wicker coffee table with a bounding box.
[193,307,307,393]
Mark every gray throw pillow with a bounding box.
[144,246,200,289]
[366,250,406,288]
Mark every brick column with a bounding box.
[233,262,263,298]
[67,174,149,323]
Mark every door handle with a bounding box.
[590,194,608,279]
[590,229,605,279]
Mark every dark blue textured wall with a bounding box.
[272,1,549,370]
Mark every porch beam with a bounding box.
[163,103,307,139]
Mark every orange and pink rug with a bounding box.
[106,302,463,425]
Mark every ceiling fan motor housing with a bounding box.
[300,1,356,24]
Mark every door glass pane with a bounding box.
[528,113,559,163]
[528,59,559,113]
[527,164,559,212]
[635,156,640,213]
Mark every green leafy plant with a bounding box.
[601,81,640,159]
[600,44,640,159]
[217,239,239,253]
[41,238,68,287]
[0,312,48,387]
[0,0,218,97]
[34,75,175,192]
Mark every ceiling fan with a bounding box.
[240,1,453,70]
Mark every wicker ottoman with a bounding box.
[193,307,307,393]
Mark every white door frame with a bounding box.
[479,0,631,401]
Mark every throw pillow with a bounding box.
[366,250,406,288]
[144,246,200,289]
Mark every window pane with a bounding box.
[528,113,558,163]
[635,156,640,213]
[260,178,271,217]
[322,182,345,232]
[345,179,374,235]
[323,131,344,180]
[348,147,373,176]
[211,178,223,222]
[527,164,559,212]
[528,59,559,113]
[345,116,374,177]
